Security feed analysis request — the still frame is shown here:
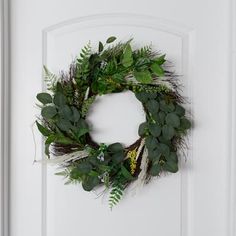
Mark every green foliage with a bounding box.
[43,66,59,91]
[35,36,192,208]
[109,174,125,210]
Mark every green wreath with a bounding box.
[35,36,191,209]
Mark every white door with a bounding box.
[4,0,235,236]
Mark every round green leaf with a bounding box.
[138,122,149,137]
[36,92,52,104]
[106,36,117,43]
[57,118,71,132]
[149,164,161,176]
[112,151,124,164]
[147,148,161,161]
[149,123,161,137]
[41,106,57,119]
[166,152,178,163]
[53,93,67,106]
[135,92,149,103]
[165,113,180,128]
[145,136,158,151]
[175,104,185,116]
[108,143,124,153]
[180,118,191,130]
[82,176,100,191]
[162,125,175,140]
[146,99,159,114]
[77,162,93,174]
[163,161,178,173]
[160,100,175,112]
[58,105,72,120]
[156,143,170,157]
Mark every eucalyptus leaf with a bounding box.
[160,100,175,112]
[98,41,104,52]
[180,118,191,130]
[70,106,80,122]
[149,123,161,137]
[138,122,149,137]
[147,148,161,161]
[36,92,52,104]
[149,164,161,176]
[58,105,72,120]
[135,92,149,103]
[57,118,71,132]
[156,143,170,157]
[112,152,124,164]
[41,106,57,119]
[163,161,178,173]
[108,143,123,153]
[165,113,180,128]
[162,125,175,140]
[166,152,178,163]
[53,93,67,106]
[175,104,185,116]
[146,99,159,114]
[145,136,158,151]
[106,36,117,43]
[77,162,93,174]
[82,176,100,191]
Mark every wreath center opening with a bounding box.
[86,90,146,147]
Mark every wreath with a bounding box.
[35,36,191,209]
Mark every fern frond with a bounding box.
[76,42,92,79]
[109,178,125,210]
[43,66,59,91]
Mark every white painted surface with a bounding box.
[86,90,146,146]
[8,1,235,236]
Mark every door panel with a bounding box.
[10,1,233,236]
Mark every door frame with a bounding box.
[0,1,236,236]
[0,0,10,235]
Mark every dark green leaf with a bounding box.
[133,70,152,83]
[41,106,57,119]
[56,119,71,132]
[108,143,123,153]
[135,92,149,103]
[138,122,149,137]
[82,176,100,191]
[166,113,180,128]
[166,152,178,163]
[175,104,185,116]
[121,165,134,180]
[151,63,164,77]
[36,121,51,136]
[53,93,67,106]
[149,123,161,137]
[121,44,133,67]
[146,99,159,114]
[112,152,124,164]
[156,143,170,157]
[149,163,161,176]
[98,41,104,52]
[36,92,52,104]
[106,36,117,43]
[160,100,175,112]
[163,161,178,173]
[70,106,80,122]
[145,136,158,150]
[153,111,166,125]
[147,148,161,161]
[77,162,93,174]
[162,125,175,140]
[58,105,72,120]
[180,118,191,130]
